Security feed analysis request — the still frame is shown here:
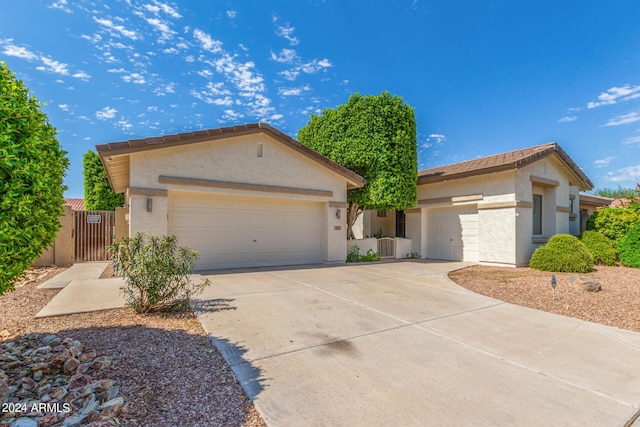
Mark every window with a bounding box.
[377,210,387,218]
[569,198,574,213]
[532,194,542,235]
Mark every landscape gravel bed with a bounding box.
[0,267,266,427]
[449,265,640,333]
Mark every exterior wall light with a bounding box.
[146,198,152,212]
[336,209,341,219]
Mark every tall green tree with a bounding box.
[83,150,124,210]
[0,61,69,294]
[593,185,638,199]
[298,91,417,238]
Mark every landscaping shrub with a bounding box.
[580,231,618,266]
[586,205,639,242]
[0,62,69,295]
[618,222,640,268]
[109,233,211,313]
[529,234,593,273]
[346,244,381,262]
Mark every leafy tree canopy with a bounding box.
[0,61,69,294]
[298,91,417,218]
[593,185,639,199]
[83,150,123,210]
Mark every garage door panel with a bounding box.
[169,192,323,269]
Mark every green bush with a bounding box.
[529,234,593,273]
[580,231,618,266]
[109,233,211,313]
[586,205,639,242]
[0,62,69,295]
[346,244,381,262]
[618,222,640,268]
[83,150,124,210]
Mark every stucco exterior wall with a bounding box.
[417,170,516,203]
[33,205,74,267]
[514,156,576,266]
[126,133,352,264]
[478,207,516,265]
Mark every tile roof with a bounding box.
[97,122,366,193]
[64,198,84,211]
[417,142,593,189]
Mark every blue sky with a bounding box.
[2,0,640,198]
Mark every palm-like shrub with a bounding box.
[580,231,618,266]
[618,222,640,268]
[109,233,210,313]
[529,234,593,273]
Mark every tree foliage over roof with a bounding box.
[83,150,124,211]
[298,91,417,211]
[0,61,68,294]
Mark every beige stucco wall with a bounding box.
[33,205,73,267]
[126,133,351,264]
[417,170,516,203]
[115,206,129,242]
[514,156,576,266]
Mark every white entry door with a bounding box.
[426,205,479,262]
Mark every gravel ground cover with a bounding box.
[449,265,640,333]
[0,267,266,427]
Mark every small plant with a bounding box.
[618,222,640,268]
[406,252,419,259]
[346,244,381,262]
[529,234,593,273]
[109,233,211,313]
[346,244,362,263]
[580,231,617,266]
[372,229,384,239]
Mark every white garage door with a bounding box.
[169,191,324,270]
[426,205,479,262]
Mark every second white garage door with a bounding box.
[168,191,324,270]
[426,205,479,262]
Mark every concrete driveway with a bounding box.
[192,260,640,426]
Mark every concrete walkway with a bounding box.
[38,262,110,289]
[36,263,126,318]
[192,261,640,427]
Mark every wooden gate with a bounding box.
[74,210,115,261]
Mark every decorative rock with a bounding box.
[97,396,124,419]
[9,417,38,427]
[69,373,92,390]
[1,335,125,426]
[0,377,9,402]
[574,276,602,292]
[63,357,81,375]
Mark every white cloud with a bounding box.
[558,115,577,123]
[163,47,179,54]
[276,24,299,46]
[279,85,310,96]
[116,118,133,130]
[72,71,91,81]
[594,156,616,168]
[604,112,640,127]
[121,72,146,84]
[205,82,230,96]
[606,164,640,182]
[58,104,69,111]
[37,57,69,75]
[227,10,236,18]
[154,82,175,96]
[271,48,297,64]
[222,109,244,121]
[93,17,139,40]
[1,40,38,60]
[278,70,299,81]
[588,84,640,109]
[146,18,175,42]
[193,28,222,53]
[96,106,117,120]
[50,0,71,13]
[197,69,213,78]
[300,58,332,73]
[154,1,181,19]
[428,133,446,144]
[623,135,640,145]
